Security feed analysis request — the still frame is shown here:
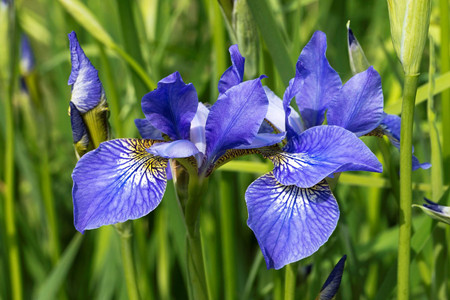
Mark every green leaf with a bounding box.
[247,0,294,85]
[35,234,84,300]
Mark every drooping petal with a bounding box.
[205,77,268,164]
[68,31,103,113]
[327,67,384,136]
[233,132,285,149]
[134,118,164,140]
[381,113,431,170]
[294,31,342,129]
[147,140,200,159]
[245,172,339,270]
[72,139,168,233]
[142,72,198,140]
[317,255,347,300]
[218,44,245,94]
[271,126,382,187]
[264,86,303,134]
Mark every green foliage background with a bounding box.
[1,0,450,299]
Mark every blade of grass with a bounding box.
[35,234,84,300]
[58,0,156,89]
[427,36,447,300]
[440,0,450,184]
[384,71,450,115]
[247,0,294,85]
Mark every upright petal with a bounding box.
[72,139,168,233]
[264,86,303,134]
[205,77,268,164]
[271,126,382,187]
[294,31,342,129]
[190,102,209,154]
[327,67,384,136]
[142,72,198,140]
[134,118,164,140]
[245,172,339,269]
[218,44,245,94]
[381,114,431,170]
[68,31,103,113]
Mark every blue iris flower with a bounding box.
[245,31,383,269]
[343,27,431,171]
[71,42,284,233]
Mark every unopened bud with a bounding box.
[346,21,370,75]
[387,0,431,75]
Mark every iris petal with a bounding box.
[142,72,198,140]
[293,31,342,129]
[218,44,245,94]
[205,77,268,164]
[245,172,339,270]
[271,126,382,187]
[327,67,384,136]
[72,139,168,233]
[68,31,103,113]
[147,140,200,159]
[264,86,303,134]
[134,118,164,140]
[233,132,285,149]
[381,114,431,170]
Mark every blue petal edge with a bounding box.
[72,139,168,233]
[318,255,347,300]
[245,172,339,270]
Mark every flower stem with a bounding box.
[185,176,209,300]
[397,74,419,300]
[284,264,296,300]
[116,224,140,300]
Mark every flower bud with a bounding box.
[68,31,110,154]
[346,21,370,75]
[387,0,431,75]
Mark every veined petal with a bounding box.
[245,172,339,270]
[264,86,303,134]
[142,72,198,140]
[218,44,245,94]
[134,118,164,140]
[233,132,285,149]
[294,31,342,129]
[147,140,199,159]
[68,31,103,113]
[205,77,268,164]
[317,255,347,300]
[381,114,431,170]
[271,126,382,187]
[72,139,168,233]
[327,67,384,136]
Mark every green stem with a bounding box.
[397,74,419,300]
[219,173,236,300]
[440,0,450,184]
[3,6,22,299]
[185,176,209,300]
[116,224,140,300]
[284,264,296,300]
